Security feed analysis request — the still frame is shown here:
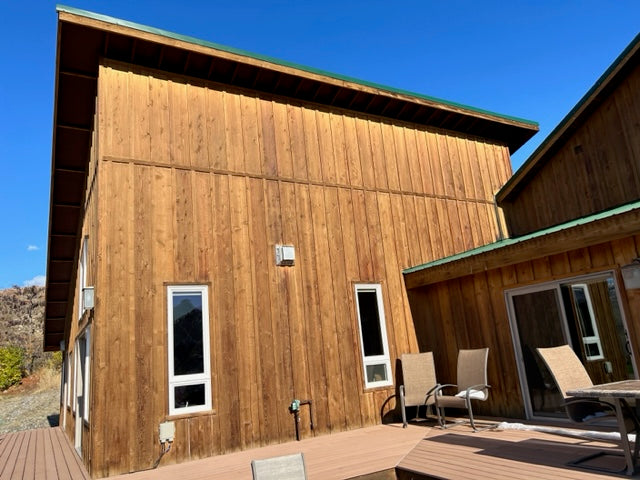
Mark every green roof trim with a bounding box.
[498,31,640,199]
[403,199,640,275]
[56,4,538,128]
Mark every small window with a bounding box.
[572,284,604,361]
[167,285,212,415]
[354,284,392,388]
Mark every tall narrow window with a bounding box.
[82,329,91,423]
[167,285,212,415]
[571,284,604,360]
[78,236,88,319]
[354,284,392,388]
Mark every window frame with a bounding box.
[78,236,88,319]
[82,328,91,423]
[354,283,393,389]
[167,285,212,416]
[65,351,71,409]
[571,283,604,361]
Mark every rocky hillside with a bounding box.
[0,285,48,373]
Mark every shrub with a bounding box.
[0,345,24,391]
[46,351,63,371]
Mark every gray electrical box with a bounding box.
[159,421,175,443]
[275,245,295,266]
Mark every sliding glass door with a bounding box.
[507,273,635,419]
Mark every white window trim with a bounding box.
[78,236,88,319]
[354,283,393,389]
[72,348,78,414]
[65,352,71,408]
[571,284,604,361]
[167,285,212,415]
[83,329,91,423]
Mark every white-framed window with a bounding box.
[82,329,91,423]
[65,351,71,408]
[354,283,393,388]
[72,349,77,414]
[78,236,88,319]
[167,285,212,415]
[571,284,604,361]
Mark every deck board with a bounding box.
[1,423,638,479]
[397,425,633,479]
[108,422,639,479]
[0,428,89,480]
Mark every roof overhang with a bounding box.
[403,200,640,289]
[497,32,640,204]
[44,5,539,350]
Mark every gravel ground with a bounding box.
[0,384,60,435]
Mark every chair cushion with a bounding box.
[455,389,486,400]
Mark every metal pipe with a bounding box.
[289,399,314,441]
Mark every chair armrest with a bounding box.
[424,383,441,404]
[433,384,457,396]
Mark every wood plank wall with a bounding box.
[501,63,640,236]
[60,100,100,465]
[406,235,640,419]
[87,60,513,477]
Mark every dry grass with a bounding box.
[4,366,60,395]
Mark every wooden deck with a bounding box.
[2,422,638,479]
[0,427,89,480]
[109,422,639,480]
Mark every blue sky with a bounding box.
[0,1,639,289]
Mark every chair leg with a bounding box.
[400,386,407,428]
[436,404,446,429]
[467,400,477,432]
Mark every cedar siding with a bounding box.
[404,32,640,425]
[497,34,640,237]
[47,7,539,478]
[406,235,640,419]
[88,61,516,476]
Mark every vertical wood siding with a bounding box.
[407,236,640,419]
[89,61,512,476]
[501,63,640,236]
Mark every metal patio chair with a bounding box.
[399,352,439,428]
[433,347,491,431]
[537,344,640,473]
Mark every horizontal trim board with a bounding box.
[101,155,498,205]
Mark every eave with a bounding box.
[44,5,539,350]
[403,200,640,289]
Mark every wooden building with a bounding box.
[43,5,539,478]
[405,32,640,421]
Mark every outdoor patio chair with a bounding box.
[399,352,439,428]
[536,345,621,424]
[251,452,307,480]
[537,344,640,473]
[433,347,491,431]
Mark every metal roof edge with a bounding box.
[403,199,640,275]
[497,31,640,202]
[56,4,538,129]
